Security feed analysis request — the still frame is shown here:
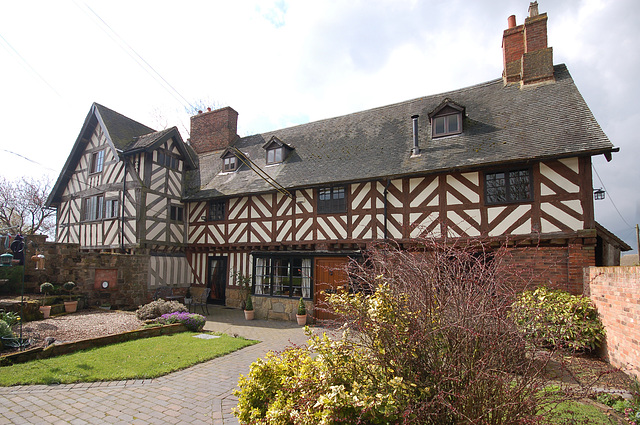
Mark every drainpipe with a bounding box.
[383,179,391,240]
[411,115,420,156]
[121,159,127,253]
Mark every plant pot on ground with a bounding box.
[63,281,78,313]
[296,297,307,326]
[244,294,254,320]
[39,282,54,319]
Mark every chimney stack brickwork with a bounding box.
[502,3,554,87]
[189,107,239,154]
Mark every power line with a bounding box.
[592,163,633,229]
[73,1,194,111]
[0,32,62,97]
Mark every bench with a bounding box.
[153,286,185,303]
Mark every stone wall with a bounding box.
[226,286,312,323]
[585,266,640,380]
[21,238,152,310]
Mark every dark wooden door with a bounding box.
[208,256,227,304]
[314,257,349,321]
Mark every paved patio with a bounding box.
[0,306,311,424]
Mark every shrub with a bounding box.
[0,311,20,328]
[244,294,253,311]
[510,286,605,351]
[235,238,569,424]
[158,312,206,331]
[136,299,187,320]
[297,297,306,316]
[0,320,13,338]
[0,266,23,295]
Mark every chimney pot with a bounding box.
[508,15,516,28]
[198,110,203,114]
[207,107,212,112]
[528,1,539,18]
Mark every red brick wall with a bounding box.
[189,107,238,154]
[585,266,640,380]
[503,242,594,295]
[524,14,548,52]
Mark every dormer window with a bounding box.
[267,146,283,164]
[429,99,464,138]
[223,156,237,172]
[263,136,292,165]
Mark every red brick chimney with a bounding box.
[502,1,554,86]
[189,106,239,154]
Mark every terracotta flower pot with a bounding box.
[64,301,78,313]
[244,309,254,320]
[39,305,51,319]
[296,314,307,326]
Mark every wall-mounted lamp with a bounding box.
[594,188,606,201]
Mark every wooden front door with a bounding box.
[208,256,227,304]
[314,257,349,322]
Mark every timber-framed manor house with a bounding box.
[46,3,629,320]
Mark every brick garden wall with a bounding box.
[585,266,640,380]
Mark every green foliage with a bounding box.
[245,294,253,311]
[511,287,606,351]
[135,299,187,320]
[0,266,23,295]
[297,297,306,316]
[0,311,20,328]
[625,379,640,425]
[39,282,54,294]
[0,320,13,338]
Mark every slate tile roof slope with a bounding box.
[185,64,614,200]
[94,103,156,150]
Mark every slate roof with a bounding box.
[185,64,615,200]
[47,103,193,207]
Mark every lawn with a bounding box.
[0,332,256,386]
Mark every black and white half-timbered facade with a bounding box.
[47,5,628,319]
[47,103,196,290]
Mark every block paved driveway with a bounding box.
[0,306,311,425]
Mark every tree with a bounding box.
[0,176,55,237]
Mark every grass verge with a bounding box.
[0,332,257,386]
[547,400,620,424]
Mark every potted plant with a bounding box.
[184,287,193,306]
[63,281,78,313]
[244,293,254,320]
[296,297,307,326]
[39,282,54,318]
[99,302,111,310]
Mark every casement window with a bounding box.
[266,146,284,164]
[157,151,179,171]
[223,156,238,172]
[83,195,104,221]
[253,255,313,299]
[485,169,533,205]
[317,186,347,214]
[208,200,226,221]
[432,113,461,137]
[170,205,183,222]
[89,150,105,174]
[104,199,119,219]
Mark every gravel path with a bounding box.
[14,309,144,348]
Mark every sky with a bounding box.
[1,0,638,252]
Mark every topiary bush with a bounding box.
[158,312,206,331]
[510,286,605,351]
[136,299,187,321]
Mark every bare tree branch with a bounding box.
[0,176,55,237]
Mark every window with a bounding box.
[90,150,104,174]
[253,256,312,299]
[83,195,104,221]
[485,169,533,205]
[266,146,284,164]
[170,205,183,222]
[104,199,119,219]
[157,151,179,170]
[223,156,237,172]
[317,186,346,214]
[432,113,461,137]
[208,200,226,221]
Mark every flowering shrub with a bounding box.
[136,299,187,320]
[510,286,605,351]
[235,238,573,424]
[158,312,206,331]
